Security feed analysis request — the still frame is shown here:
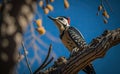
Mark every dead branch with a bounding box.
[34,44,54,74]
[22,42,33,74]
[36,28,120,74]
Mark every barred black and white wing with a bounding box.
[67,26,87,49]
[68,27,96,74]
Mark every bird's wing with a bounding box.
[67,26,86,47]
[68,27,96,74]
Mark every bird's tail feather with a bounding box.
[82,63,96,74]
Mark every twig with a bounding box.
[34,44,52,74]
[40,57,54,69]
[105,0,113,12]
[38,44,52,69]
[22,42,33,74]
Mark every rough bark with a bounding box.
[0,0,36,74]
[38,28,120,74]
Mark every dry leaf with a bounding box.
[37,27,46,35]
[106,14,110,19]
[102,10,109,19]
[64,0,69,9]
[47,4,54,11]
[44,7,49,14]
[35,19,42,27]
[39,1,44,7]
[98,5,102,11]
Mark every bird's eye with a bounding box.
[59,18,64,20]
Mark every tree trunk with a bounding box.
[0,0,36,74]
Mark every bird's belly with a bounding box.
[61,33,77,52]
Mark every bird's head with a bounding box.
[48,16,70,33]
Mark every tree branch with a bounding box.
[37,28,120,74]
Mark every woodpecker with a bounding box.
[48,16,96,74]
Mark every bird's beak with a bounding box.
[48,16,64,31]
[48,16,56,21]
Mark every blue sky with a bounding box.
[18,0,120,74]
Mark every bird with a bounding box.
[48,16,96,74]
